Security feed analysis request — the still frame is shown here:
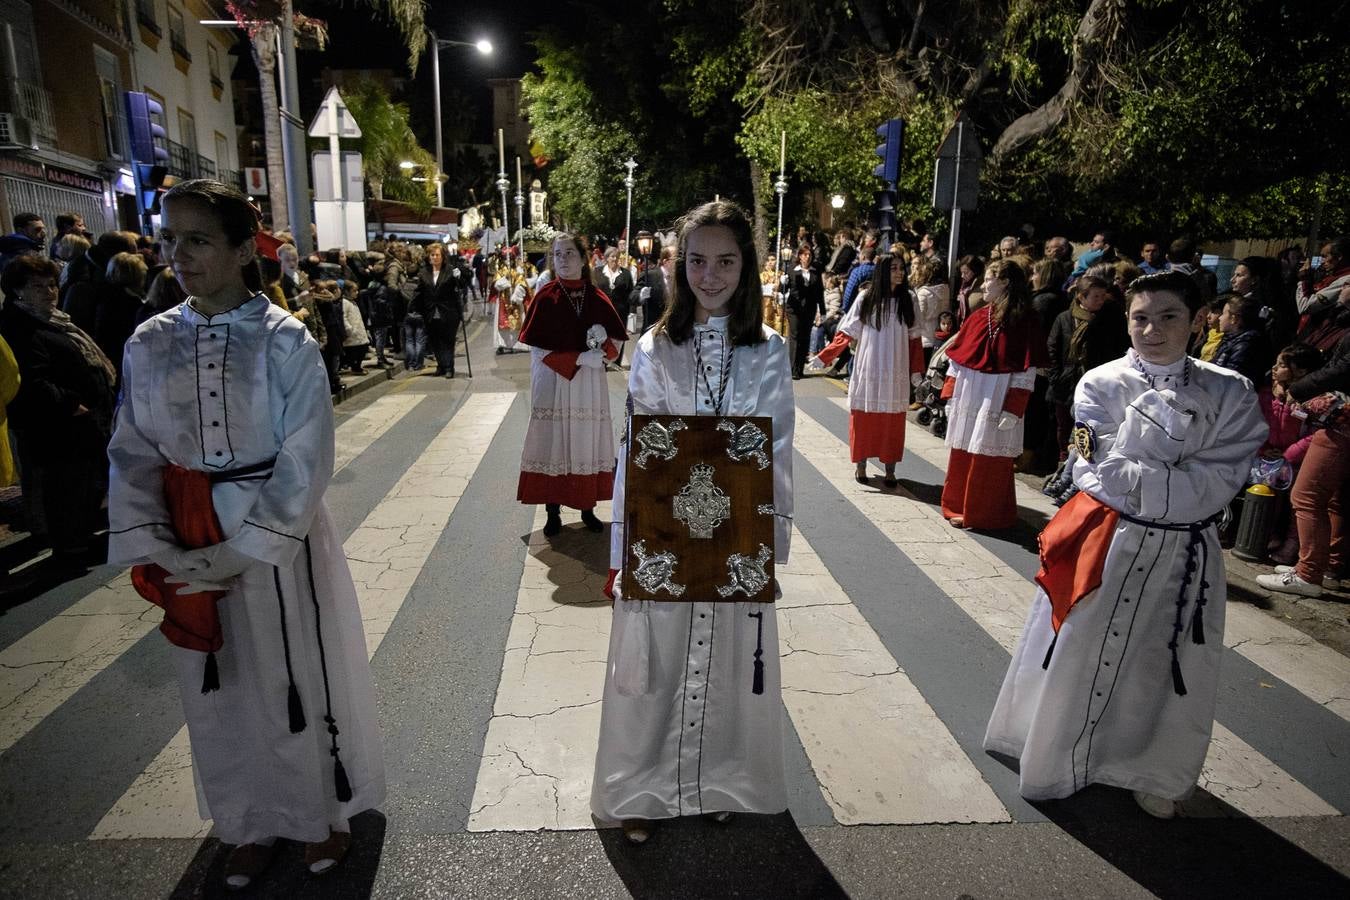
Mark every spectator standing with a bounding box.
[0,213,46,274]
[93,251,149,383]
[840,246,876,314]
[53,233,90,284]
[595,246,634,363]
[48,212,87,257]
[61,230,138,331]
[0,255,116,562]
[1045,275,1129,462]
[341,284,371,374]
[826,229,857,275]
[414,242,464,379]
[786,244,825,379]
[1211,295,1273,385]
[1138,240,1169,275]
[912,256,950,367]
[310,281,346,393]
[955,255,987,324]
[1295,237,1350,333]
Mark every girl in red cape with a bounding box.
[940,258,1049,529]
[517,232,628,536]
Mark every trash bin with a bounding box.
[1232,484,1278,562]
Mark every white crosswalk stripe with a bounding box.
[800,403,1339,818]
[90,392,515,840]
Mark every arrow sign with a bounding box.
[307,86,362,139]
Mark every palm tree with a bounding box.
[342,79,437,213]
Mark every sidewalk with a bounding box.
[333,359,406,405]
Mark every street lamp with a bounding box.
[622,158,637,267]
[636,230,654,258]
[399,160,415,170]
[428,28,493,209]
[830,193,845,209]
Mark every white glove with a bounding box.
[639,286,651,301]
[997,411,1020,431]
[911,372,924,387]
[1115,389,1193,464]
[176,542,256,582]
[148,547,205,580]
[586,323,608,348]
[163,573,233,596]
[578,349,606,369]
[452,268,461,279]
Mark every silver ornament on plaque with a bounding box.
[673,463,731,539]
[634,418,687,469]
[716,544,773,598]
[717,419,770,469]
[629,540,685,597]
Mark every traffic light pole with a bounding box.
[278,1,314,255]
[946,117,965,273]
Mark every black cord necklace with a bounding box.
[562,282,586,318]
[694,328,735,415]
[1131,352,1193,387]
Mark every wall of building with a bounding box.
[32,0,133,165]
[129,0,239,177]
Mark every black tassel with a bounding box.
[752,655,764,695]
[333,755,353,802]
[1170,652,1188,696]
[1191,605,1206,645]
[749,610,765,695]
[1041,631,1059,670]
[201,652,220,693]
[288,684,307,733]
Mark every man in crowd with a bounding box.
[1296,237,1350,330]
[0,213,47,273]
[634,243,676,332]
[1044,236,1073,263]
[49,212,88,256]
[1139,240,1169,275]
[60,230,139,332]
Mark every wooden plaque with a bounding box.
[621,414,776,603]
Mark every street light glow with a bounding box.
[476,39,494,55]
[399,160,416,169]
[830,193,846,209]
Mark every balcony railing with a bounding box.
[219,168,241,190]
[16,81,57,146]
[165,141,227,183]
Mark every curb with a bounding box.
[332,362,406,406]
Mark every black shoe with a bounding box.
[580,509,604,533]
[544,504,562,537]
[496,347,505,355]
[883,475,898,489]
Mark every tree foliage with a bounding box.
[341,79,437,213]
[521,0,1348,249]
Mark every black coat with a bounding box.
[634,266,671,330]
[413,263,464,329]
[595,266,634,317]
[1045,304,1130,405]
[1290,331,1350,399]
[0,303,115,459]
[92,285,144,380]
[787,266,825,317]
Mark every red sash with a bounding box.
[1034,490,1120,632]
[131,466,227,654]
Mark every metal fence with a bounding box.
[16,81,56,146]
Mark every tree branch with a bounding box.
[989,0,1121,166]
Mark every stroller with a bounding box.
[913,331,961,439]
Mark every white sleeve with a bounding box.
[106,343,177,564]
[609,340,669,571]
[761,338,796,563]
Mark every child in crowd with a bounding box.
[1257,343,1324,564]
[1211,294,1273,385]
[1197,297,1226,361]
[935,310,956,344]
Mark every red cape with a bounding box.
[945,304,1049,374]
[518,278,628,351]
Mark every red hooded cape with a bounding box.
[518,278,628,352]
[945,304,1049,374]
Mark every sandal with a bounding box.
[949,517,966,529]
[883,470,897,489]
[304,830,351,876]
[854,465,869,484]
[224,842,276,891]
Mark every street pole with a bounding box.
[514,156,525,262]
[774,130,788,309]
[946,118,964,271]
[429,28,445,209]
[622,158,637,267]
[277,0,313,255]
[496,129,511,259]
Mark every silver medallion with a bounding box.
[757,504,775,516]
[673,463,731,539]
[716,544,773,598]
[634,418,687,469]
[629,540,685,597]
[717,419,770,469]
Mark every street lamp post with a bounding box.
[773,131,788,308]
[428,29,493,209]
[514,156,525,263]
[496,130,511,259]
[622,158,637,267]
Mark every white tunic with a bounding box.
[984,351,1266,800]
[837,291,916,413]
[107,296,385,845]
[944,361,1037,457]
[592,317,795,822]
[493,283,528,351]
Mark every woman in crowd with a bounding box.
[516,232,626,536]
[415,242,464,379]
[93,250,149,385]
[1045,275,1130,462]
[1259,323,1350,597]
[817,252,922,487]
[595,246,634,363]
[785,243,825,378]
[341,281,371,375]
[985,271,1266,818]
[940,258,1048,529]
[593,199,794,845]
[310,280,346,393]
[0,255,116,563]
[106,179,384,889]
[955,255,986,324]
[913,256,950,367]
[54,232,90,285]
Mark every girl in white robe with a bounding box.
[107,180,384,888]
[593,200,795,843]
[984,271,1266,818]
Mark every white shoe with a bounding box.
[1256,570,1322,598]
[1133,790,1176,819]
[1326,575,1342,591]
[1274,564,1295,574]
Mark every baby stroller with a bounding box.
[914,331,961,439]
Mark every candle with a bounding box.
[516,156,523,189]
[779,130,786,174]
[498,129,505,172]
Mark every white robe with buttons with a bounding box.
[592,317,795,822]
[984,351,1266,800]
[107,296,385,845]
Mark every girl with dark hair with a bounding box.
[939,258,1049,529]
[516,232,628,536]
[593,200,795,845]
[816,253,922,486]
[1045,275,1130,461]
[106,179,385,889]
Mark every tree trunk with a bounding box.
[749,157,769,266]
[250,26,289,233]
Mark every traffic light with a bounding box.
[136,163,169,215]
[125,91,169,167]
[873,118,905,184]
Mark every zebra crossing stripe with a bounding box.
[796,406,1338,819]
[0,394,426,761]
[90,392,516,840]
[882,398,1350,730]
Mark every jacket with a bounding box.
[1211,328,1272,385]
[787,265,825,317]
[595,265,634,317]
[413,263,464,328]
